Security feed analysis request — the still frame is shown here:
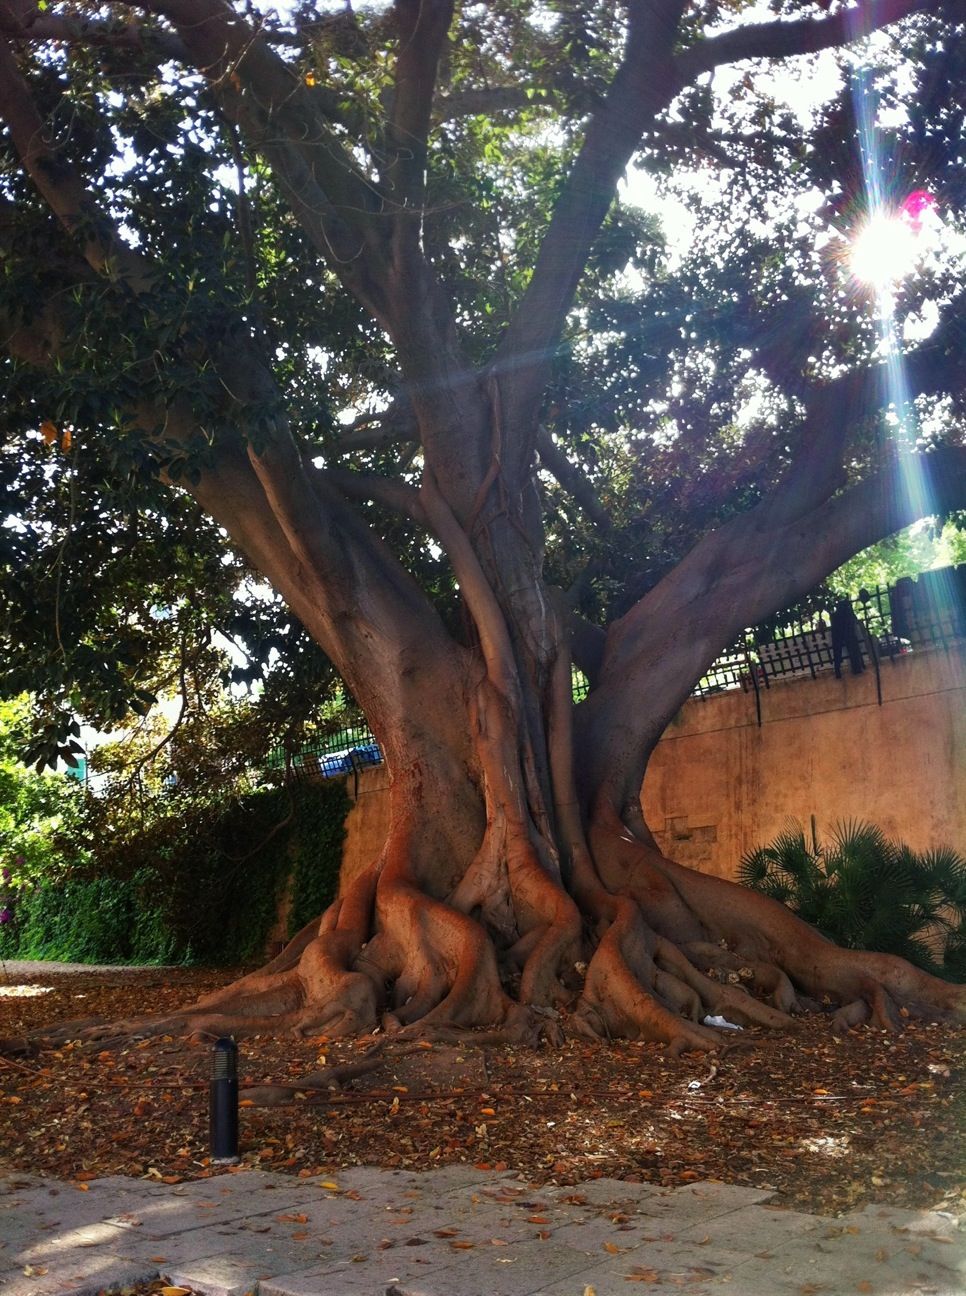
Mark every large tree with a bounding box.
[1,0,965,1053]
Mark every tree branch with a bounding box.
[537,426,611,532]
[768,293,966,525]
[385,0,454,265]
[315,464,427,526]
[113,0,395,326]
[0,25,155,289]
[675,0,938,82]
[493,0,687,478]
[580,442,966,810]
[0,4,187,59]
[334,409,419,454]
[434,85,551,123]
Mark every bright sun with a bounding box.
[850,191,938,289]
[851,213,918,287]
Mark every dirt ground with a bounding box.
[0,965,963,1219]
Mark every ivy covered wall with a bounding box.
[1,780,350,966]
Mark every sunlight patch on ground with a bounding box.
[799,1134,852,1158]
[0,984,53,998]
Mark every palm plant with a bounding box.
[738,821,966,982]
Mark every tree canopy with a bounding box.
[1,0,963,762]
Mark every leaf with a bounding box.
[40,420,58,445]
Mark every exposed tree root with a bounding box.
[21,808,965,1065]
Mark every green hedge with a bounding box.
[1,780,350,966]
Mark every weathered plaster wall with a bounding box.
[336,643,965,885]
[341,763,392,887]
[642,643,966,880]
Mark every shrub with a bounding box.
[738,820,966,981]
[1,780,350,966]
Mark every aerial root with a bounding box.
[654,938,794,1030]
[573,900,723,1054]
[683,942,802,1014]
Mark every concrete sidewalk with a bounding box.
[1,1167,962,1296]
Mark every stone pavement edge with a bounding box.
[1,1167,963,1296]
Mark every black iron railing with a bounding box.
[272,563,965,777]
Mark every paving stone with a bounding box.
[410,1165,511,1194]
[671,1200,823,1246]
[707,1247,965,1296]
[159,1247,333,1296]
[112,1221,337,1270]
[842,1203,965,1238]
[537,1248,750,1296]
[99,1182,323,1239]
[802,1225,964,1290]
[0,1253,157,1296]
[83,1175,174,1196]
[543,1178,660,1208]
[637,1181,776,1222]
[0,1171,49,1193]
[259,1252,459,1296]
[3,1168,964,1296]
[405,1240,626,1296]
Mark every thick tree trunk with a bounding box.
[68,561,966,1060]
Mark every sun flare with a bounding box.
[850,192,938,289]
[851,213,918,287]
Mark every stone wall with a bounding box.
[336,642,966,883]
[642,642,966,879]
[341,763,391,888]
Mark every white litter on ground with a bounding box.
[702,1014,742,1030]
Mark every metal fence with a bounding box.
[275,563,965,777]
[694,563,966,716]
[265,723,382,784]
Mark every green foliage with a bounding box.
[1,2,964,766]
[827,519,966,599]
[8,870,178,965]
[287,781,350,937]
[739,820,966,981]
[0,697,86,924]
[1,779,350,967]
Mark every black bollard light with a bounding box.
[210,1036,240,1163]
